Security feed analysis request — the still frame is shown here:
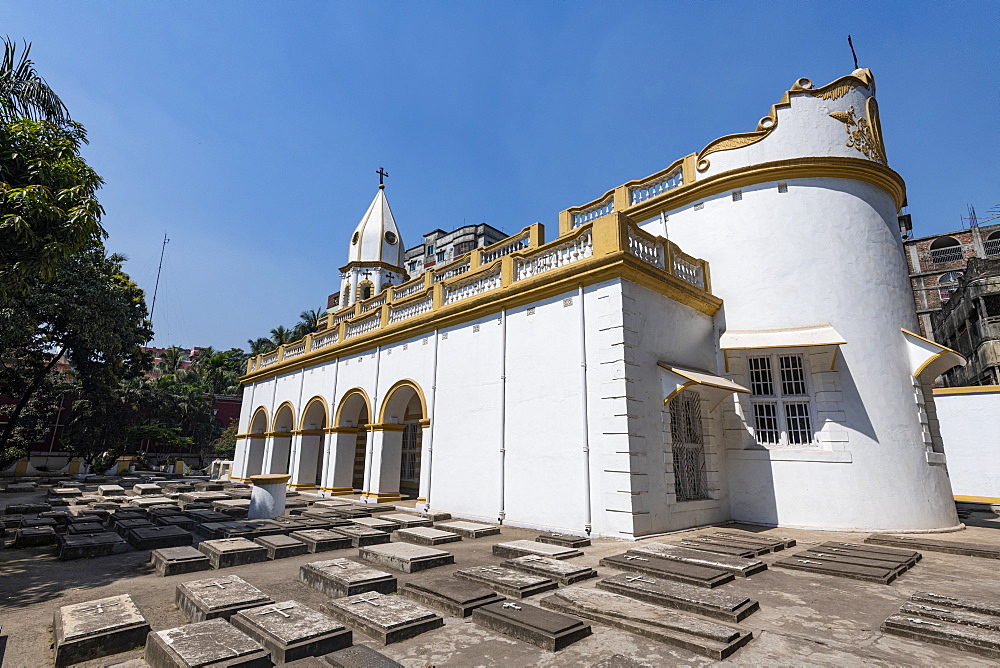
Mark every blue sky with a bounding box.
[4,1,997,350]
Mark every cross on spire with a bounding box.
[376,167,389,189]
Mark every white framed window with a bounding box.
[747,352,815,446]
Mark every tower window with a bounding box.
[732,190,742,201]
[777,182,788,193]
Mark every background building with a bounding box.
[903,221,1000,339]
[403,223,507,278]
[933,257,1000,387]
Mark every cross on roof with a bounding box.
[86,601,120,614]
[258,604,296,618]
[350,594,381,607]
[376,167,389,188]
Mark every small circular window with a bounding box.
[384,231,397,245]
[351,232,359,245]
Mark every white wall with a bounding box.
[936,390,1000,500]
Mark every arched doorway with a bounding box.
[267,402,295,474]
[332,389,372,493]
[378,380,428,500]
[296,397,328,488]
[245,407,268,477]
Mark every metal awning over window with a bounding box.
[719,323,847,371]
[902,329,965,380]
[658,363,750,412]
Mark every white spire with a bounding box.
[347,187,404,269]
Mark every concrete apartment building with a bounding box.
[403,223,508,279]
[933,257,1000,387]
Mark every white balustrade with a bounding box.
[673,254,705,288]
[345,312,382,339]
[283,341,307,359]
[515,231,593,281]
[311,330,339,349]
[432,258,470,283]
[359,294,386,313]
[443,267,502,305]
[389,296,434,323]
[572,197,613,228]
[479,232,530,265]
[259,351,280,368]
[392,279,426,300]
[627,227,665,269]
[629,166,684,205]
[331,308,356,326]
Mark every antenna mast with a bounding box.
[148,232,170,342]
[847,35,859,70]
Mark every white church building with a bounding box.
[232,68,966,538]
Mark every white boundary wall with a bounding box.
[935,389,1000,500]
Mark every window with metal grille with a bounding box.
[400,423,421,482]
[984,294,1000,318]
[939,287,956,302]
[986,233,1000,257]
[669,390,709,501]
[929,237,962,264]
[732,190,742,201]
[747,353,815,446]
[777,182,788,193]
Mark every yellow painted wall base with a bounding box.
[67,460,81,475]
[288,483,318,490]
[14,460,28,476]
[320,487,355,496]
[363,491,402,502]
[955,495,1000,504]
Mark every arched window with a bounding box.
[929,236,962,264]
[668,390,709,501]
[358,282,372,301]
[938,271,963,285]
[986,231,1000,257]
[342,285,351,306]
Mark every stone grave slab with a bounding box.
[321,591,444,645]
[358,502,397,513]
[52,487,84,498]
[133,483,162,496]
[193,520,238,539]
[98,484,126,497]
[184,509,234,525]
[301,508,347,521]
[503,554,597,584]
[155,515,196,531]
[493,539,583,560]
[0,514,22,528]
[436,520,500,538]
[712,530,795,552]
[359,542,455,573]
[213,499,250,518]
[393,526,461,546]
[198,537,268,568]
[772,553,899,584]
[536,532,591,549]
[323,644,403,668]
[67,522,106,535]
[194,481,225,491]
[379,513,433,529]
[600,553,734,588]
[109,509,149,525]
[77,509,112,521]
[897,601,1000,631]
[672,537,762,558]
[911,591,1000,618]
[350,517,398,532]
[255,533,309,559]
[40,510,73,526]
[128,525,193,550]
[472,599,591,651]
[128,496,177,509]
[259,516,311,534]
[114,518,154,537]
[148,505,183,517]
[816,542,921,567]
[330,507,372,519]
[399,577,505,617]
[145,618,270,668]
[313,499,352,508]
[628,543,767,577]
[54,594,150,667]
[455,565,559,598]
[597,572,759,622]
[90,501,122,511]
[22,517,59,530]
[232,601,352,664]
[540,587,751,659]
[329,524,392,547]
[290,516,343,531]
[866,534,1000,559]
[797,548,911,574]
[151,545,212,576]
[3,482,36,493]
[417,510,452,522]
[300,558,397,597]
[178,491,232,507]
[882,612,1000,659]
[175,574,273,622]
[13,525,57,547]
[47,497,70,507]
[290,529,353,553]
[59,532,128,560]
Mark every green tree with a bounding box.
[0,39,69,124]
[1,245,152,469]
[211,422,238,460]
[247,337,275,356]
[270,325,294,347]
[293,307,324,339]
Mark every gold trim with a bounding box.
[933,385,1000,396]
[250,406,269,432]
[954,494,1000,504]
[416,497,427,503]
[369,423,406,432]
[294,429,325,436]
[902,328,959,354]
[326,426,361,434]
[249,474,291,485]
[264,431,293,438]
[287,483,318,490]
[334,388,372,427]
[377,379,428,423]
[299,395,330,430]
[320,486,355,495]
[271,401,296,432]
[362,491,402,502]
[663,380,697,405]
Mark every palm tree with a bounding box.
[270,325,294,347]
[0,38,69,124]
[151,346,189,378]
[293,307,324,339]
[247,338,275,356]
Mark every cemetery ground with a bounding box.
[0,481,998,667]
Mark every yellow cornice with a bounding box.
[369,422,406,432]
[932,385,1000,396]
[241,249,721,385]
[626,156,906,218]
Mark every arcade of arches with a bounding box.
[235,380,428,503]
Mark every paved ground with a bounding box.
[1,483,999,667]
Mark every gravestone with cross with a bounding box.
[596,571,760,622]
[492,539,583,560]
[359,542,455,573]
[600,552,734,588]
[472,598,592,652]
[436,520,500,539]
[145,618,269,668]
[393,526,462,547]
[58,531,128,560]
[400,576,504,617]
[454,565,558,599]
[503,554,597,585]
[536,532,591,549]
[127,524,193,550]
[300,558,397,598]
[54,594,150,667]
[288,528,353,553]
[150,545,212,576]
[253,533,309,559]
[322,591,444,645]
[197,537,268,569]
[231,600,352,664]
[627,543,767,577]
[174,574,273,623]
[329,523,392,547]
